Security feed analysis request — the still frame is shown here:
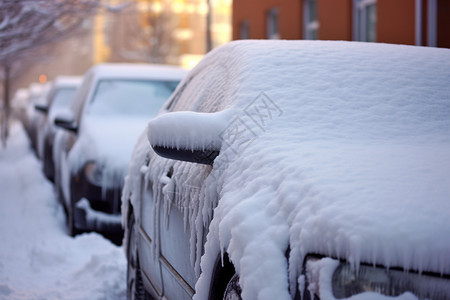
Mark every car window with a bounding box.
[167,62,230,113]
[85,79,179,117]
[49,88,77,112]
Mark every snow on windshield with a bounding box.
[86,79,179,117]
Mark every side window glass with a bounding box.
[196,63,231,113]
[168,62,230,113]
[166,75,193,112]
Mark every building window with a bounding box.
[303,0,319,39]
[240,20,250,39]
[353,0,377,42]
[266,7,280,39]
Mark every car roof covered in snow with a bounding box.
[86,63,188,82]
[51,76,82,88]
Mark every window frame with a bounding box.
[239,19,250,39]
[303,0,319,40]
[266,7,280,39]
[353,0,377,42]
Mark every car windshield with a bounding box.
[50,87,77,112]
[86,79,179,117]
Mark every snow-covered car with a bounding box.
[53,63,186,238]
[27,82,51,151]
[122,40,450,300]
[34,76,81,180]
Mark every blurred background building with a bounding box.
[14,0,232,93]
[233,0,450,48]
[10,0,450,96]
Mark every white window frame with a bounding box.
[266,7,280,39]
[303,0,319,40]
[353,0,377,42]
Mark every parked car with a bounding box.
[53,63,186,239]
[122,40,450,300]
[34,76,82,180]
[27,82,51,151]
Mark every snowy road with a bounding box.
[0,122,126,300]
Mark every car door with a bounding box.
[139,62,231,299]
[155,65,230,299]
[137,73,202,297]
[157,159,211,299]
[138,74,201,298]
[138,150,164,296]
[59,73,94,209]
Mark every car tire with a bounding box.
[223,273,242,300]
[67,200,79,237]
[67,180,80,237]
[127,212,151,300]
[43,141,54,182]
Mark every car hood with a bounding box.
[235,135,450,269]
[69,116,148,181]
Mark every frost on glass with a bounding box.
[86,79,179,117]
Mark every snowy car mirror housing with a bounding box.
[34,103,49,114]
[147,110,232,165]
[54,114,78,133]
[152,145,219,165]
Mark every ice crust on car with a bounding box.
[147,109,233,151]
[122,40,450,299]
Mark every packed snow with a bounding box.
[148,110,233,151]
[0,122,126,300]
[122,40,450,299]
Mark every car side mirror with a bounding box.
[54,112,78,133]
[34,103,48,114]
[148,110,231,165]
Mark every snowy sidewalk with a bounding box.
[0,122,126,300]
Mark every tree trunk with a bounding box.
[1,64,10,147]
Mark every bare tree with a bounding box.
[0,0,100,147]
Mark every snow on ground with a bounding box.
[0,122,126,300]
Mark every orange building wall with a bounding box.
[232,0,303,40]
[318,0,352,40]
[377,0,416,45]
